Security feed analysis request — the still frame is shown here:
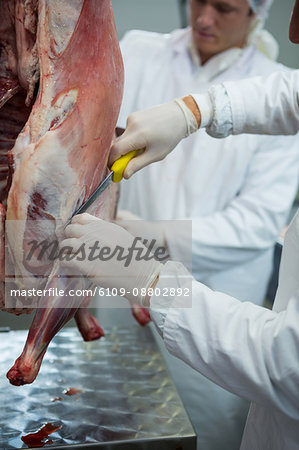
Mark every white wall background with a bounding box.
[112,0,299,69]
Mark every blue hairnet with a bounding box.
[248,0,273,18]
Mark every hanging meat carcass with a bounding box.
[0,0,150,386]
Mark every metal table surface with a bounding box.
[0,326,196,449]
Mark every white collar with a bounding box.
[170,28,245,80]
[187,29,243,77]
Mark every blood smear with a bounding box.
[51,396,63,402]
[21,423,62,448]
[63,387,83,396]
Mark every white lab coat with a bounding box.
[118,28,299,306]
[117,28,299,450]
[151,70,299,449]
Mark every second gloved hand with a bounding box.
[59,213,162,306]
[109,96,201,178]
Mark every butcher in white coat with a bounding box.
[61,0,299,448]
[113,0,299,448]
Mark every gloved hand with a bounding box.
[109,96,201,178]
[59,213,162,306]
[116,210,167,252]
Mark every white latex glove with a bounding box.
[59,213,162,306]
[109,96,200,178]
[116,210,167,252]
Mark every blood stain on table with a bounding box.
[63,387,83,396]
[51,396,63,402]
[21,423,62,448]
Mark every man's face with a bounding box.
[189,0,255,63]
[289,0,299,43]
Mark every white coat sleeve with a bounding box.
[193,70,299,138]
[165,133,299,274]
[150,261,299,421]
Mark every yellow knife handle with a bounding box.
[111,150,140,183]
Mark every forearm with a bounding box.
[150,262,299,420]
[224,70,299,136]
[193,70,299,139]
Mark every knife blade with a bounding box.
[69,149,142,221]
[70,172,113,219]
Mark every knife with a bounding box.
[70,149,141,219]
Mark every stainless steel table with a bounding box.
[0,326,196,449]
